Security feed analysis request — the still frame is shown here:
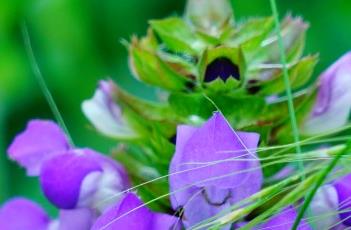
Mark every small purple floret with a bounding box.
[7,120,70,176]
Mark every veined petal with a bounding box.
[175,112,261,189]
[303,52,351,135]
[7,120,70,176]
[82,80,138,139]
[169,112,262,228]
[0,198,51,230]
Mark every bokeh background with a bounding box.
[1,0,350,214]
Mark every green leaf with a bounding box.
[150,17,205,55]
[259,55,318,95]
[129,37,189,91]
[257,15,308,64]
[225,17,274,53]
[168,92,215,119]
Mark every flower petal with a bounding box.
[92,193,179,230]
[40,150,102,209]
[175,112,261,189]
[180,187,231,229]
[169,125,199,207]
[7,120,70,176]
[257,206,311,230]
[57,208,95,230]
[169,112,262,228]
[310,184,341,229]
[303,52,351,135]
[82,80,138,139]
[0,198,50,230]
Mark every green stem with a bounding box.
[292,141,351,230]
[21,22,74,147]
[269,0,304,174]
[0,104,9,202]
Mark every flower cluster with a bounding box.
[1,121,178,229]
[1,0,351,229]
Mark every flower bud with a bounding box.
[82,80,138,139]
[302,52,351,135]
[185,0,234,36]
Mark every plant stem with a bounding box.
[21,22,74,146]
[269,0,304,175]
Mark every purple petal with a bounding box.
[92,193,179,230]
[169,112,262,227]
[169,125,199,207]
[40,148,130,210]
[174,112,262,189]
[257,206,311,230]
[40,150,102,209]
[7,120,70,176]
[82,80,138,139]
[303,52,351,135]
[334,174,351,226]
[57,208,95,230]
[0,198,50,230]
[180,187,232,229]
[310,184,341,229]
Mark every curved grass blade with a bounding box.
[21,22,74,146]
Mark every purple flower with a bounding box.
[7,120,130,211]
[169,112,262,228]
[82,80,138,139]
[7,120,70,176]
[40,148,130,210]
[0,198,51,230]
[302,52,351,135]
[256,206,312,230]
[310,174,351,228]
[92,193,180,230]
[0,198,94,230]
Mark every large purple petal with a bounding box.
[176,112,261,189]
[169,112,262,228]
[7,120,70,176]
[169,125,199,208]
[257,206,311,230]
[334,174,351,226]
[0,198,50,230]
[303,52,351,135]
[92,193,179,230]
[40,149,102,209]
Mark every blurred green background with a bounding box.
[0,0,350,213]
